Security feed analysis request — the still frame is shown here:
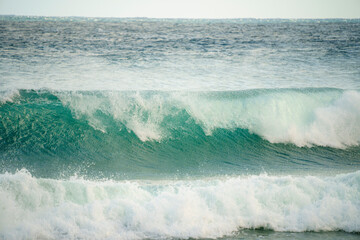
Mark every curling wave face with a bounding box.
[2,88,360,147]
[1,88,360,179]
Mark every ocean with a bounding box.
[0,16,359,239]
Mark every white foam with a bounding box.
[0,89,20,104]
[1,170,359,239]
[57,91,175,141]
[56,90,360,148]
[176,90,360,148]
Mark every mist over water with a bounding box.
[0,17,360,239]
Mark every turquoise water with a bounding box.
[1,89,360,179]
[0,17,360,239]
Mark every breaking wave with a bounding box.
[1,88,360,148]
[0,169,359,239]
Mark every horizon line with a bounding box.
[1,14,360,20]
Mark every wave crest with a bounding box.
[1,88,360,149]
[55,89,360,148]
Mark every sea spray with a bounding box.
[0,169,359,239]
[2,88,359,148]
[2,88,360,179]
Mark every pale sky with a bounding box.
[0,0,359,18]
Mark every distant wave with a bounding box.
[0,169,359,239]
[1,88,360,148]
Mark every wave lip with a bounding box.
[1,170,360,239]
[1,88,360,149]
[56,88,360,148]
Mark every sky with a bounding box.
[0,0,359,19]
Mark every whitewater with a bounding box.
[1,17,360,239]
[1,170,360,239]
